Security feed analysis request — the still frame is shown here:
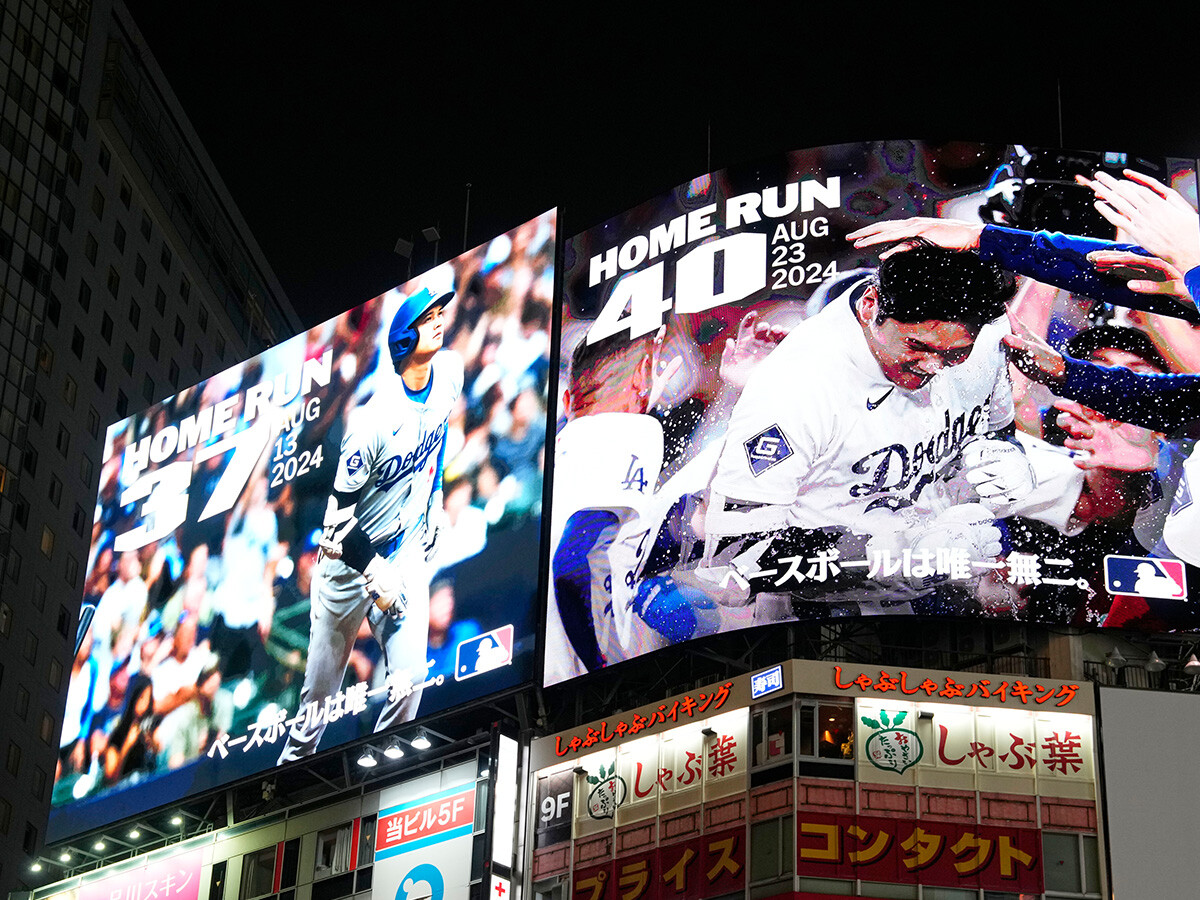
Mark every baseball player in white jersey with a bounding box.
[704,246,1036,614]
[546,317,784,684]
[279,287,462,761]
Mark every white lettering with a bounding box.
[686,204,718,242]
[589,247,618,287]
[648,215,687,258]
[725,191,762,229]
[802,176,840,212]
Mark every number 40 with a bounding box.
[586,232,767,344]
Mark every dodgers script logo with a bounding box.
[744,424,793,476]
[849,404,986,512]
[375,423,445,491]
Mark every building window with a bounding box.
[67,152,82,183]
[120,178,132,209]
[315,823,355,880]
[114,221,126,253]
[123,343,135,373]
[135,254,147,285]
[117,390,129,418]
[161,244,173,273]
[49,656,63,690]
[150,330,161,356]
[140,212,152,241]
[61,198,76,232]
[175,315,186,343]
[64,374,77,408]
[749,814,794,894]
[6,741,20,776]
[48,475,62,507]
[39,712,54,745]
[56,424,70,456]
[32,578,46,613]
[46,293,61,326]
[130,299,142,328]
[193,345,203,373]
[143,374,155,403]
[98,143,111,173]
[797,698,855,778]
[81,455,94,487]
[1044,832,1101,897]
[40,525,54,558]
[199,305,209,332]
[38,342,54,373]
[66,554,78,587]
[72,503,88,537]
[84,232,97,264]
[87,406,100,438]
[22,630,36,663]
[101,312,114,342]
[78,278,92,310]
[32,766,46,800]
[22,821,37,854]
[180,276,191,302]
[94,359,107,390]
[107,266,120,296]
[8,548,22,583]
[751,701,794,777]
[0,602,11,636]
[156,286,168,314]
[15,686,29,720]
[91,187,105,218]
[31,393,45,425]
[241,846,277,900]
[169,359,180,387]
[71,326,85,357]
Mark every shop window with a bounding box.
[858,882,917,898]
[797,698,855,778]
[241,845,277,900]
[749,814,793,898]
[1043,832,1101,897]
[314,822,354,880]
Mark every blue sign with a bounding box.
[751,664,785,699]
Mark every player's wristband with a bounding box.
[339,523,375,573]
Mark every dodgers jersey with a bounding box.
[710,291,1013,543]
[548,413,668,672]
[335,351,464,548]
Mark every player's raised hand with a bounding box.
[961,438,1036,516]
[365,555,408,619]
[1054,399,1159,473]
[1002,312,1066,385]
[1078,169,1200,276]
[1085,249,1194,305]
[718,311,787,389]
[645,325,684,411]
[847,217,984,259]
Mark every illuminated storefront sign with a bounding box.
[77,850,203,900]
[572,827,745,900]
[797,813,1042,893]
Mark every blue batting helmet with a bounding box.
[387,287,454,371]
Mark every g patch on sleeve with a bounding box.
[744,424,793,476]
[346,450,364,476]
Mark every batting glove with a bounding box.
[364,555,408,619]
[911,503,1003,561]
[422,490,448,563]
[961,438,1036,517]
[317,496,358,562]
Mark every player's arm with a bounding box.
[422,429,450,562]
[552,509,615,671]
[319,488,409,616]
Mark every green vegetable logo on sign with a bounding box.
[862,710,922,774]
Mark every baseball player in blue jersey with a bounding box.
[279,287,463,761]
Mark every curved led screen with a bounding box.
[546,140,1200,686]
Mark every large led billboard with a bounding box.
[53,210,556,839]
[546,141,1200,686]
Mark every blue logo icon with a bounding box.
[397,863,444,900]
[1104,554,1187,600]
[744,425,793,476]
[751,664,784,699]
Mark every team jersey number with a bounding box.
[586,233,767,344]
[113,422,273,552]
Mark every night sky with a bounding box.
[120,5,1200,329]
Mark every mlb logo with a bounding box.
[1104,554,1187,600]
[744,425,793,476]
[751,664,784,699]
[455,624,515,681]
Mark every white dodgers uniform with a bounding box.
[545,413,668,685]
[279,351,463,760]
[708,290,1013,605]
